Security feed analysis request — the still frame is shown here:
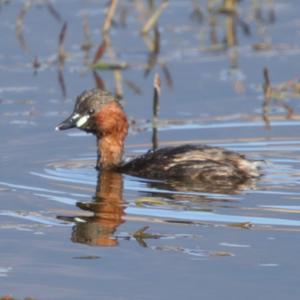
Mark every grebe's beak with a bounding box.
[55,113,90,131]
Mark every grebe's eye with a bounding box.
[88,108,95,115]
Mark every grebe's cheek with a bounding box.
[76,115,90,128]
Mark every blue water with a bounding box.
[1,1,300,299]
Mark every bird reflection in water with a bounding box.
[58,170,124,247]
[57,167,259,248]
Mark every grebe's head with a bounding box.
[56,88,128,169]
[56,88,120,134]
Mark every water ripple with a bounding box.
[2,137,300,228]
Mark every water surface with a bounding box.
[1,1,300,299]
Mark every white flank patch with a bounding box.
[76,115,90,127]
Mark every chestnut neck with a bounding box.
[95,101,128,170]
[97,135,124,169]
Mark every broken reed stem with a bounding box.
[58,22,68,65]
[16,0,33,51]
[263,67,272,100]
[16,0,32,33]
[81,13,92,56]
[58,68,67,98]
[191,0,203,23]
[141,0,168,35]
[152,73,161,150]
[92,39,107,65]
[105,35,123,99]
[102,0,118,35]
[225,13,236,47]
[223,0,237,13]
[262,67,271,129]
[114,69,123,100]
[160,62,173,89]
[153,73,161,119]
[263,67,270,88]
[45,0,62,22]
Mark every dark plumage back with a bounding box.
[120,144,261,183]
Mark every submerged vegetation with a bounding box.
[10,1,278,91]
[2,0,297,141]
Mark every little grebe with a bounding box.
[56,89,261,183]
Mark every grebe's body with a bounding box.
[119,144,260,183]
[56,89,261,183]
